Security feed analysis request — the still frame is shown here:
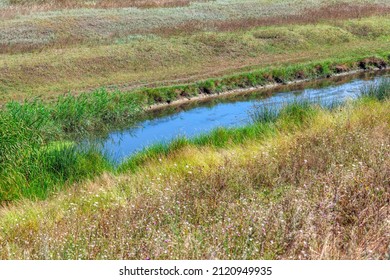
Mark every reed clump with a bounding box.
[0,89,142,202]
[361,78,390,100]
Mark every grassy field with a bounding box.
[0,0,389,260]
[0,83,389,259]
[0,0,390,101]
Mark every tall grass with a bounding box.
[0,89,143,202]
[4,88,144,135]
[361,78,390,100]
[249,104,279,123]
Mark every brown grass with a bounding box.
[149,3,390,36]
[1,2,389,55]
[0,0,207,19]
[9,0,198,9]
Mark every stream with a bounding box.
[87,71,389,164]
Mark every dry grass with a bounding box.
[1,0,204,16]
[1,99,389,259]
[1,2,389,53]
[150,3,390,35]
[8,0,195,7]
[1,15,390,103]
[0,1,215,20]
[0,1,212,20]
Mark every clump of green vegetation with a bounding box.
[361,78,390,100]
[277,100,317,128]
[250,104,279,123]
[0,89,143,202]
[4,89,144,135]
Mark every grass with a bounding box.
[0,87,388,259]
[361,78,390,100]
[0,89,143,202]
[1,28,389,101]
[118,97,343,173]
[0,1,390,101]
[0,0,389,260]
[5,0,203,11]
[95,54,390,105]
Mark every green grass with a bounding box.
[2,77,390,202]
[133,54,389,105]
[4,88,143,135]
[0,89,143,202]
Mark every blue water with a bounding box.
[94,75,386,163]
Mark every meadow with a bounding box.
[0,0,389,260]
[1,0,390,101]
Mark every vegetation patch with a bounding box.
[0,90,143,202]
[135,54,390,105]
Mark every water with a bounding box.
[90,73,388,163]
